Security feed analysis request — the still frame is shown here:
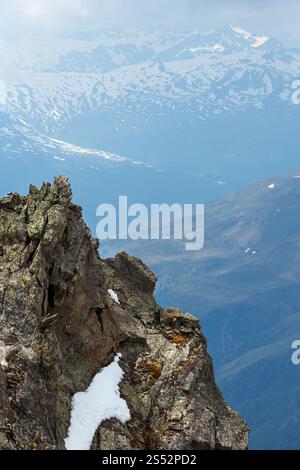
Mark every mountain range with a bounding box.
[1,25,300,449]
[1,25,300,196]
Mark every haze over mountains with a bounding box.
[0,109,219,233]
[1,25,300,197]
[1,25,300,449]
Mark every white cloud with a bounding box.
[0,0,90,34]
[11,0,88,19]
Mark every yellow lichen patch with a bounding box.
[147,361,163,380]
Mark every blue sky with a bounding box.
[1,0,300,46]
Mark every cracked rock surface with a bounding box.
[0,177,249,450]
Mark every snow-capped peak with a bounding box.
[230,25,252,39]
[230,25,270,49]
[188,43,225,53]
[251,35,270,48]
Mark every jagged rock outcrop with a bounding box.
[0,177,249,450]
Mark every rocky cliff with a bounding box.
[0,177,248,450]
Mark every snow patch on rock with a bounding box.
[0,340,8,368]
[108,288,120,304]
[65,353,130,450]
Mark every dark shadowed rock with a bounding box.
[0,177,248,450]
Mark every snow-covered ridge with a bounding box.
[0,26,273,72]
[1,26,299,134]
[251,36,270,49]
[230,25,270,49]
[231,26,252,40]
[0,114,149,167]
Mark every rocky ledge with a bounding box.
[0,177,248,450]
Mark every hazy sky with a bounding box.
[1,0,300,46]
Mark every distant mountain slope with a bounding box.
[0,111,130,164]
[109,174,300,449]
[0,111,227,245]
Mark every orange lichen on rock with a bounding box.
[166,332,186,347]
[147,361,163,379]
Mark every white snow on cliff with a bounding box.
[65,354,130,450]
[108,288,120,304]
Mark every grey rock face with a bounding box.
[0,177,248,450]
